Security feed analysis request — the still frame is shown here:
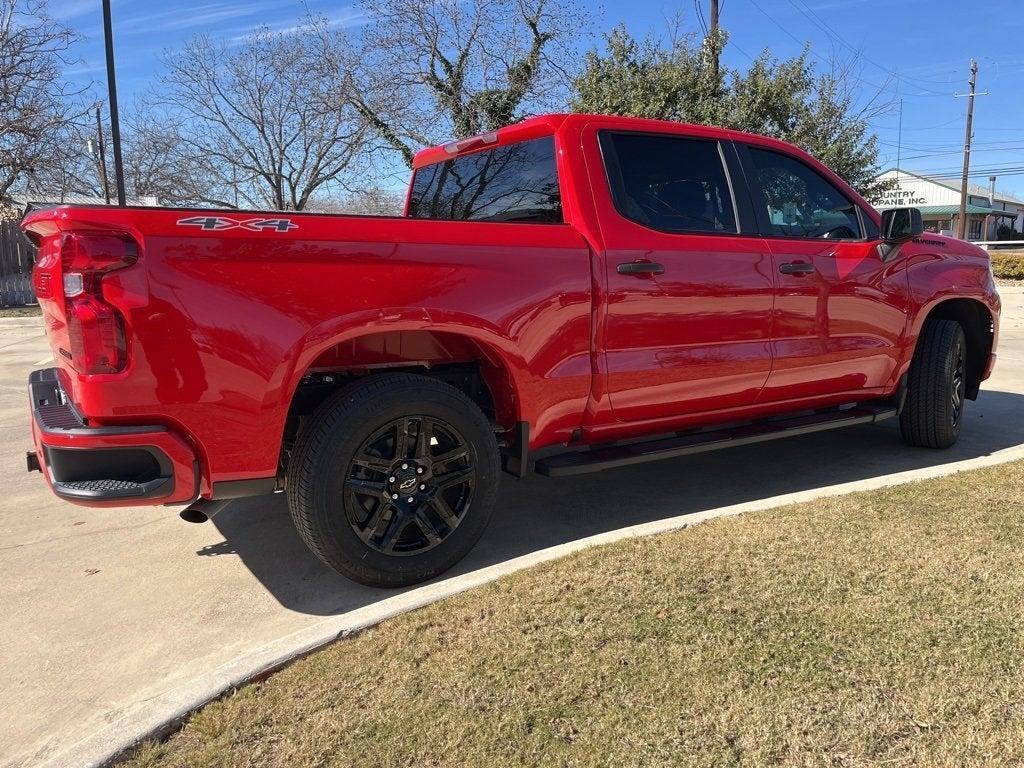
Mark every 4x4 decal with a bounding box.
[176,216,298,232]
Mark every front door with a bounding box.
[739,143,910,402]
[588,128,775,423]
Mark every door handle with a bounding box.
[617,261,665,276]
[779,261,816,275]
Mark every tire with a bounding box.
[900,318,968,449]
[287,373,501,587]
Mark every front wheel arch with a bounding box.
[911,298,993,400]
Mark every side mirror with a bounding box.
[881,207,923,243]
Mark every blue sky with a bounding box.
[51,0,1024,196]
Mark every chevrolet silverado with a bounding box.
[22,114,1000,586]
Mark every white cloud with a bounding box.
[62,61,105,76]
[118,0,290,34]
[227,6,366,44]
[49,0,99,21]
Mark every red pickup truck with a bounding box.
[22,114,999,586]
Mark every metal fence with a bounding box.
[0,219,36,307]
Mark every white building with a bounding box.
[871,169,1024,240]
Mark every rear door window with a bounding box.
[407,136,562,223]
[599,132,738,234]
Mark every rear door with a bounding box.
[585,125,775,423]
[737,142,910,402]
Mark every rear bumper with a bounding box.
[27,368,198,506]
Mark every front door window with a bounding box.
[748,147,863,241]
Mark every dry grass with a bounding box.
[0,305,41,317]
[991,250,1024,281]
[128,460,1024,768]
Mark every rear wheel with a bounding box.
[900,318,967,449]
[287,373,500,587]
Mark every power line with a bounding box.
[922,170,1024,181]
[881,156,1024,175]
[744,0,943,98]
[869,115,964,132]
[879,139,1024,152]
[909,166,1024,178]
[895,147,1024,162]
[694,0,708,35]
[896,161,1024,179]
[898,158,1024,173]
[785,0,960,91]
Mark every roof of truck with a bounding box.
[412,114,570,169]
[410,113,816,170]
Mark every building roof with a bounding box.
[914,204,1018,217]
[880,168,1024,206]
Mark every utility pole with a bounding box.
[895,98,903,185]
[955,59,979,240]
[709,0,720,82]
[102,0,126,206]
[94,106,110,205]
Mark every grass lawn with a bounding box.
[0,305,41,317]
[129,460,1024,767]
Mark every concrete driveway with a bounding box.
[3,288,1023,768]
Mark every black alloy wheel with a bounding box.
[345,416,474,556]
[950,341,966,429]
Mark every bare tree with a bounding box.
[120,107,236,206]
[28,103,229,206]
[326,186,407,216]
[155,16,368,211]
[351,0,586,167]
[22,106,115,202]
[0,0,86,202]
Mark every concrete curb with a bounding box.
[41,442,1024,768]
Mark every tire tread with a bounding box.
[287,373,499,586]
[900,318,964,449]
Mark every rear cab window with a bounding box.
[407,136,562,224]
[598,131,739,235]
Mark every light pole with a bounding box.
[102,0,126,206]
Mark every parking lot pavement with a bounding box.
[2,288,1023,768]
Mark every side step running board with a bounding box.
[535,404,898,477]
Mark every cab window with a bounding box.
[748,147,863,240]
[407,137,562,223]
[599,132,738,234]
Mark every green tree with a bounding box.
[571,26,891,199]
[571,24,726,125]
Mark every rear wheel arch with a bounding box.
[277,325,526,476]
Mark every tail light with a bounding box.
[60,233,137,374]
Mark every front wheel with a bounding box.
[287,373,500,587]
[900,318,967,449]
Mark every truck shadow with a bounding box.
[207,387,1024,616]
